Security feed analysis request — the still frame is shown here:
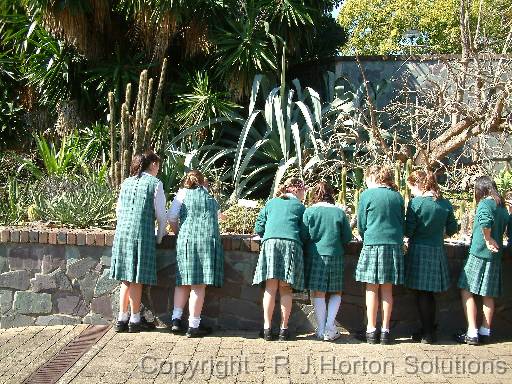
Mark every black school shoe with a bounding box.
[114,320,128,333]
[454,332,479,345]
[259,328,274,341]
[169,318,186,334]
[278,328,291,341]
[355,330,380,344]
[380,331,392,345]
[128,317,157,333]
[478,333,491,344]
[186,324,213,338]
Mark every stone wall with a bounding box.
[1,228,512,336]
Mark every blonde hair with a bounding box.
[276,177,305,198]
[183,170,205,189]
[407,170,442,199]
[365,165,398,191]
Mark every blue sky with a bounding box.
[331,4,342,19]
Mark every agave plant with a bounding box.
[30,175,116,228]
[229,70,385,200]
[0,176,30,225]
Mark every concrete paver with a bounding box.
[1,327,512,383]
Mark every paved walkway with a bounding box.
[1,326,512,384]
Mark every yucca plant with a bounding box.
[17,132,101,178]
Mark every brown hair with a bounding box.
[310,182,335,204]
[183,170,205,189]
[130,150,161,177]
[474,176,503,206]
[407,170,442,199]
[276,177,305,198]
[365,165,398,191]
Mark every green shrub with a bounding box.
[30,175,116,228]
[220,201,263,234]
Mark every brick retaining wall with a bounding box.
[1,228,511,336]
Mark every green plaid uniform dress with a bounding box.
[405,244,450,292]
[304,253,344,292]
[458,254,502,297]
[110,174,160,285]
[253,238,304,290]
[355,244,404,285]
[175,188,224,287]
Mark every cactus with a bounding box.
[394,160,402,191]
[337,167,347,206]
[403,158,413,204]
[108,58,168,187]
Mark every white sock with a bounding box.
[326,295,341,330]
[479,326,491,336]
[313,298,327,336]
[172,308,183,320]
[367,326,377,333]
[118,311,129,322]
[467,327,478,338]
[189,316,201,329]
[130,312,141,324]
[381,327,390,333]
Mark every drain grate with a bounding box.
[23,325,111,384]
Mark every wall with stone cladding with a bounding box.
[1,228,511,336]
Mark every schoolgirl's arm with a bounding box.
[357,192,367,239]
[154,182,167,244]
[167,188,186,235]
[340,210,352,244]
[445,201,459,237]
[254,205,268,237]
[404,200,417,239]
[477,201,498,252]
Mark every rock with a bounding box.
[0,289,13,314]
[93,269,118,297]
[66,257,97,279]
[82,313,111,325]
[100,255,111,267]
[56,295,80,315]
[75,300,89,317]
[49,269,72,291]
[111,285,121,316]
[0,270,31,290]
[65,246,80,261]
[0,246,7,273]
[30,273,57,292]
[0,314,35,328]
[90,296,113,320]
[35,314,81,326]
[13,291,52,315]
[78,272,99,304]
[41,254,57,274]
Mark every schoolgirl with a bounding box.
[168,170,224,338]
[303,182,352,341]
[355,165,405,344]
[404,170,459,343]
[111,151,166,333]
[253,177,307,341]
[456,176,509,345]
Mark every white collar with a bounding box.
[421,191,435,197]
[284,193,298,199]
[311,202,335,208]
[142,172,152,177]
